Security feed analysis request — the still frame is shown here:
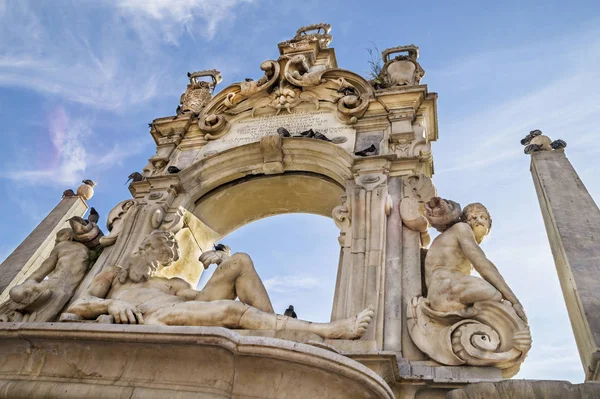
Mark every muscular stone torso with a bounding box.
[424,223,473,287]
[106,272,192,315]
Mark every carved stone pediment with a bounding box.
[196,59,373,145]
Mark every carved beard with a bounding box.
[472,224,488,244]
[128,260,159,283]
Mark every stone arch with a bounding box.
[191,171,345,238]
[177,138,354,240]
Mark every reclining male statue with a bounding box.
[67,231,374,339]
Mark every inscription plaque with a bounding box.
[198,111,356,157]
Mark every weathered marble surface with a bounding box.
[197,110,356,158]
[0,322,394,399]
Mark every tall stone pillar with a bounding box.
[527,133,600,381]
[0,195,88,301]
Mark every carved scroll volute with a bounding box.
[220,60,281,115]
[399,174,437,246]
[332,196,352,247]
[197,113,230,140]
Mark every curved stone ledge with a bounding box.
[0,322,394,399]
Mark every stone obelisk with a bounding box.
[524,130,600,381]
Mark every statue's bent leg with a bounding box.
[198,253,274,313]
[455,275,502,305]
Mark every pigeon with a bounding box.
[126,172,144,185]
[176,105,183,115]
[551,139,567,150]
[355,144,378,157]
[277,127,291,137]
[520,129,542,146]
[284,305,297,319]
[167,166,181,174]
[299,129,316,138]
[214,243,231,256]
[62,189,76,198]
[312,131,332,142]
[88,207,100,224]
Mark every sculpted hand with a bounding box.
[199,251,223,269]
[108,299,144,324]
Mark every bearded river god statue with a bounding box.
[64,230,374,340]
[407,197,532,377]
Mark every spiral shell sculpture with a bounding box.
[407,297,531,377]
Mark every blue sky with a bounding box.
[1,0,599,382]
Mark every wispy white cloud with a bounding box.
[433,25,600,175]
[114,0,252,44]
[0,106,90,185]
[0,106,147,186]
[264,275,322,293]
[0,0,251,111]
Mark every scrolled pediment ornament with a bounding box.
[195,24,373,144]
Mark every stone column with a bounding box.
[0,195,88,301]
[383,176,403,353]
[530,148,600,381]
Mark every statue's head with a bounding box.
[56,228,74,243]
[461,203,492,244]
[124,230,180,283]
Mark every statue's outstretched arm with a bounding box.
[455,224,521,306]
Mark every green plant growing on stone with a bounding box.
[367,45,383,89]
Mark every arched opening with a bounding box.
[197,213,341,323]
[192,172,345,237]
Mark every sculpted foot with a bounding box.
[321,305,375,340]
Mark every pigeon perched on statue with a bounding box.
[88,207,100,224]
[62,189,76,198]
[520,129,567,155]
[126,172,144,184]
[355,144,377,157]
[277,127,291,137]
[77,180,96,201]
[167,166,181,174]
[284,305,297,319]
